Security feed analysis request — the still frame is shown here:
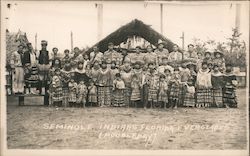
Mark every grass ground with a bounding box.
[6,89,247,149]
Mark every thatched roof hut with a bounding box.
[6,30,29,64]
[86,19,175,53]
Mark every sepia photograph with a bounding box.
[0,0,249,156]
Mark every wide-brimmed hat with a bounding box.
[214,50,224,57]
[204,51,212,56]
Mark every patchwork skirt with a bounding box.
[98,86,111,106]
[223,85,237,108]
[212,88,223,107]
[131,88,141,101]
[148,88,158,102]
[183,92,195,107]
[158,91,168,103]
[88,93,97,103]
[68,91,77,102]
[196,88,212,107]
[113,89,125,107]
[52,87,63,102]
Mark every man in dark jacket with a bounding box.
[38,40,50,95]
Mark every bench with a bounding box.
[8,93,49,106]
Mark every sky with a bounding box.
[2,1,249,53]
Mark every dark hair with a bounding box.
[52,58,61,68]
[135,46,141,49]
[202,61,208,66]
[115,73,121,78]
[148,62,154,67]
[64,49,70,53]
[52,47,58,51]
[159,74,166,79]
[188,44,194,48]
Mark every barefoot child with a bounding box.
[77,80,87,108]
[49,68,63,107]
[157,74,169,109]
[168,67,181,109]
[68,76,77,107]
[88,80,98,106]
[146,63,158,108]
[112,73,126,107]
[130,74,141,108]
[183,79,196,107]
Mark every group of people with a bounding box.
[9,40,238,108]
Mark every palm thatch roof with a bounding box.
[86,19,175,53]
[6,30,29,64]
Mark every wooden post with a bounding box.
[235,4,241,32]
[160,3,163,34]
[35,33,37,52]
[19,96,24,106]
[71,31,73,52]
[96,3,103,41]
[44,94,49,106]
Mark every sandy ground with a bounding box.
[6,89,247,149]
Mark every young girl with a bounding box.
[110,61,119,105]
[87,60,100,84]
[157,74,169,109]
[49,68,63,107]
[77,80,87,108]
[75,61,89,83]
[60,62,72,107]
[146,63,158,108]
[211,64,224,107]
[179,63,191,106]
[196,51,204,71]
[88,80,98,106]
[130,74,141,107]
[121,65,133,107]
[168,67,181,109]
[112,73,126,107]
[196,62,212,108]
[223,64,238,108]
[213,51,226,73]
[97,61,111,107]
[183,78,196,107]
[68,76,78,107]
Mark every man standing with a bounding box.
[10,44,24,94]
[154,42,169,66]
[38,40,50,94]
[23,43,38,94]
[183,44,198,60]
[89,46,103,65]
[103,42,121,67]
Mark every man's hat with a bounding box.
[214,50,224,57]
[108,42,114,46]
[188,44,194,48]
[41,40,47,45]
[204,51,212,55]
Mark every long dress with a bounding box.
[60,69,72,106]
[158,81,168,103]
[183,84,196,107]
[50,75,63,105]
[196,69,212,107]
[121,71,132,106]
[88,85,97,103]
[97,68,111,106]
[131,78,141,101]
[113,79,126,107]
[211,71,224,107]
[77,83,87,105]
[223,72,237,108]
[168,74,181,103]
[68,81,77,103]
[146,71,158,102]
